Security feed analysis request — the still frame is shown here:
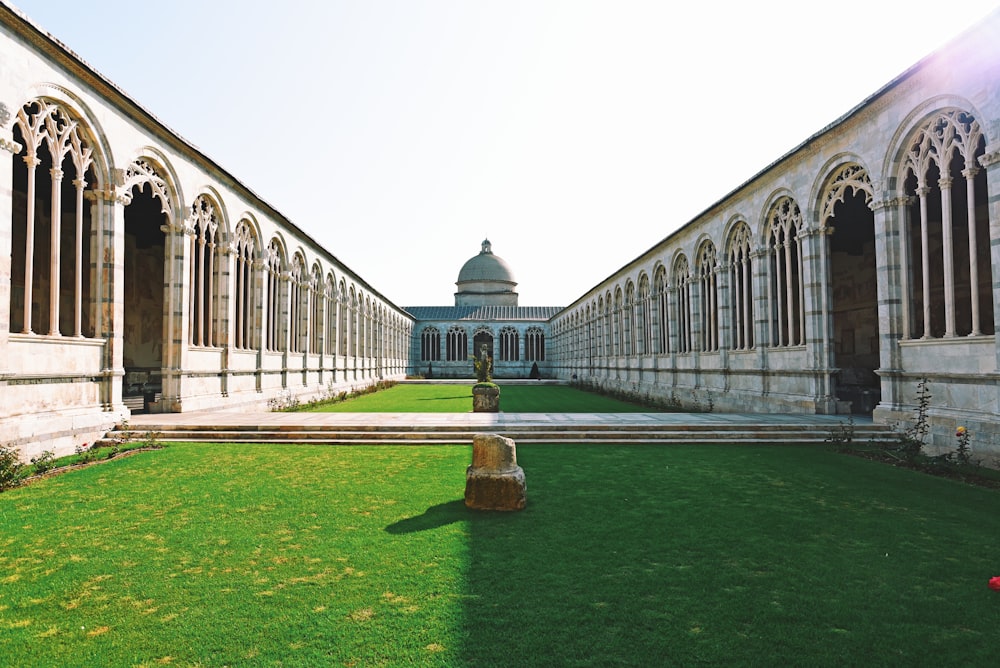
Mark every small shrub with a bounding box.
[75,443,97,464]
[142,430,163,450]
[826,415,856,447]
[30,450,56,475]
[267,389,301,412]
[954,426,974,466]
[0,445,26,491]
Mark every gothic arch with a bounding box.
[812,155,874,227]
[892,104,992,339]
[671,253,692,353]
[231,218,259,351]
[21,85,111,190]
[726,220,754,350]
[695,239,719,352]
[9,96,104,337]
[763,195,805,347]
[884,95,989,182]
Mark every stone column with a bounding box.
[798,225,831,407]
[963,166,982,335]
[939,176,956,336]
[977,145,1000,371]
[159,216,194,410]
[750,248,770,396]
[870,188,907,414]
[99,179,127,411]
[916,185,932,338]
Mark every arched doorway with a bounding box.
[827,181,879,414]
[123,180,167,412]
[473,328,494,376]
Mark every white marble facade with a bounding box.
[2,4,1000,459]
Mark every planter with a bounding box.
[472,384,500,413]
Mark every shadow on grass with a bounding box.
[456,444,1000,667]
[384,499,467,534]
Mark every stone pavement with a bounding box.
[117,407,885,446]
[125,408,873,430]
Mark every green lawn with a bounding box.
[2,442,999,666]
[310,383,655,412]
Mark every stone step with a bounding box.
[99,422,890,447]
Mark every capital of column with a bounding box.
[0,127,22,155]
[938,176,954,189]
[91,187,119,207]
[49,167,64,182]
[979,145,1000,169]
[181,216,199,237]
[915,185,932,197]
[961,166,980,180]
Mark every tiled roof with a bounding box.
[404,306,562,321]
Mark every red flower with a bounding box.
[989,576,1000,591]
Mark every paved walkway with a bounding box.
[126,407,870,430]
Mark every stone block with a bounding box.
[465,433,526,511]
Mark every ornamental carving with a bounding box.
[904,109,983,186]
[122,159,171,215]
[821,163,873,221]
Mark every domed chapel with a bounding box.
[405,240,560,378]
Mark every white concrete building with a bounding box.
[2,4,999,459]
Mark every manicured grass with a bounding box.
[2,443,999,666]
[310,383,655,413]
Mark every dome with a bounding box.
[455,239,519,307]
[457,239,516,285]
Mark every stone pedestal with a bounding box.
[472,384,500,413]
[465,433,526,511]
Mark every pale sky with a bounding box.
[10,1,1000,307]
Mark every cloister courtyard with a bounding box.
[2,383,999,667]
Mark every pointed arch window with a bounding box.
[446,326,468,362]
[654,266,669,354]
[637,275,652,355]
[232,221,257,350]
[672,256,692,353]
[499,326,520,361]
[338,282,349,356]
[613,288,624,355]
[696,243,719,352]
[765,197,804,347]
[727,223,754,350]
[188,196,222,347]
[265,240,284,352]
[288,254,306,353]
[10,99,97,337]
[325,275,337,357]
[421,326,441,361]
[308,265,323,355]
[902,109,993,338]
[623,283,636,355]
[525,326,545,362]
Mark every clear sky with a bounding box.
[9,0,999,307]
